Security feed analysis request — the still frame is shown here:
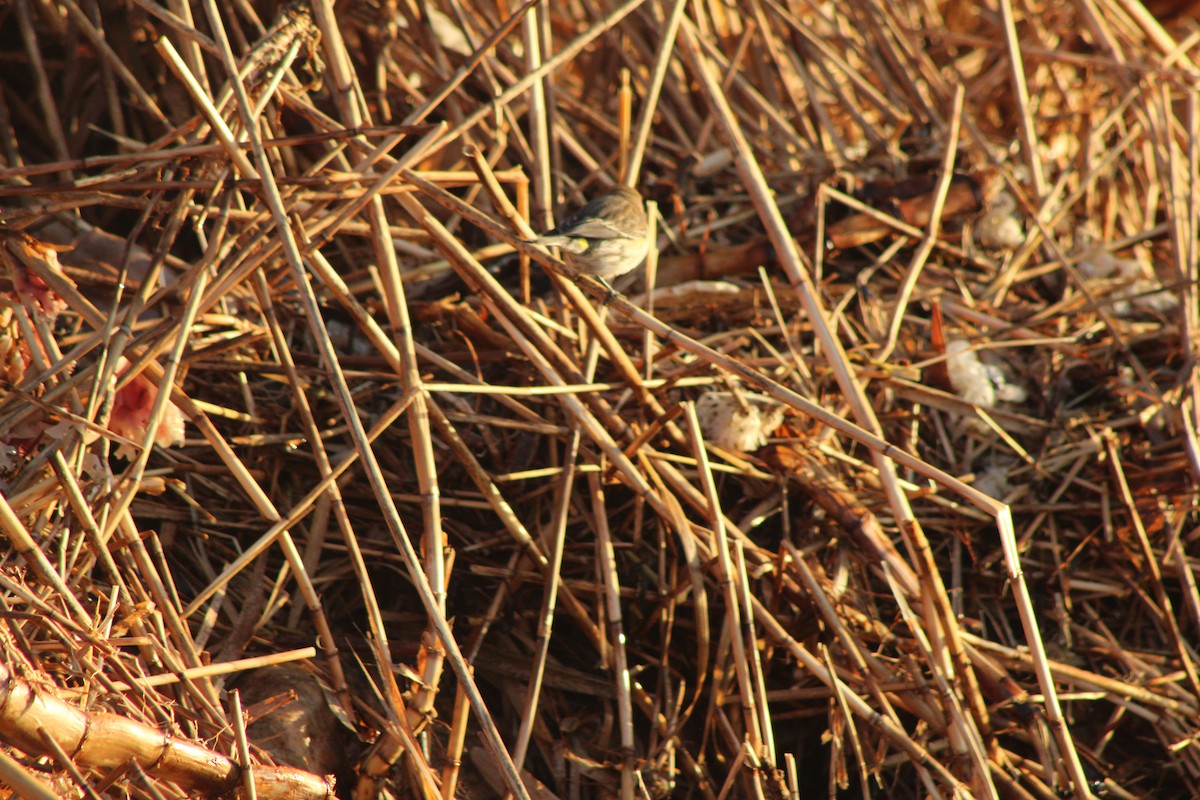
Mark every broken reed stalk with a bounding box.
[0,660,332,799]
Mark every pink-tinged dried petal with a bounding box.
[109,360,186,459]
[0,309,29,384]
[1,231,72,321]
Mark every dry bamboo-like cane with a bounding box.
[0,660,333,799]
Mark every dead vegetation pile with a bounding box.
[1,1,1199,798]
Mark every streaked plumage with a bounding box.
[528,186,649,281]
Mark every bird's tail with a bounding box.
[529,234,578,250]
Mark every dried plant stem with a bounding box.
[0,660,333,799]
[512,428,579,772]
[683,402,765,755]
[591,471,637,800]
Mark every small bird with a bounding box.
[528,185,650,283]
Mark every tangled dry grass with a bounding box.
[1,1,1199,798]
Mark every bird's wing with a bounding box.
[561,216,637,240]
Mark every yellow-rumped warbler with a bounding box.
[528,185,650,282]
